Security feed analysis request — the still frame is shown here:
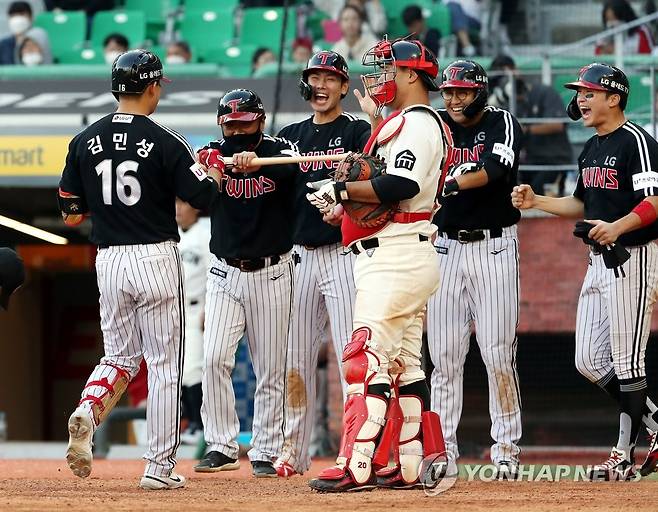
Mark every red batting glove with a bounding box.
[197,148,210,166]
[206,149,225,172]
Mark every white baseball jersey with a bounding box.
[178,217,211,387]
[371,105,442,241]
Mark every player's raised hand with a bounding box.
[585,219,621,245]
[511,184,536,209]
[354,87,377,118]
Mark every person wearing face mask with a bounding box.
[193,89,301,478]
[103,33,129,66]
[595,0,654,55]
[0,1,51,65]
[166,41,192,65]
[489,54,573,197]
[18,36,45,66]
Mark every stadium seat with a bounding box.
[34,10,86,60]
[202,43,259,78]
[184,0,238,11]
[57,46,105,65]
[124,0,180,24]
[238,7,296,48]
[179,9,235,55]
[91,10,147,48]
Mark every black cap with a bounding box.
[111,49,170,97]
[0,248,25,310]
[216,89,265,124]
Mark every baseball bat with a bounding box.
[223,153,350,167]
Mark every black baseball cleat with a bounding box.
[252,461,277,478]
[376,465,423,489]
[309,466,377,492]
[640,431,658,476]
[494,461,519,480]
[193,451,240,472]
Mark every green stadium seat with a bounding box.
[34,10,86,60]
[239,7,296,48]
[124,0,180,24]
[184,0,238,11]
[91,10,146,48]
[57,46,105,64]
[306,8,330,41]
[203,43,259,78]
[179,9,235,54]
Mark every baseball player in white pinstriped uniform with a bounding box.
[193,89,300,478]
[428,60,523,479]
[60,50,220,490]
[273,51,371,477]
[176,200,211,444]
[513,63,658,480]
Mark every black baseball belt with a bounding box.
[440,227,503,243]
[222,254,281,272]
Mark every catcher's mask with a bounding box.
[299,50,350,101]
[439,60,489,118]
[362,36,440,114]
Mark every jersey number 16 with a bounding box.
[95,159,142,206]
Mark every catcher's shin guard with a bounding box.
[310,327,389,492]
[79,364,131,426]
[376,380,447,489]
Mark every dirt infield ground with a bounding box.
[0,458,655,512]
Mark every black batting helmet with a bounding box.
[217,89,265,125]
[440,60,489,118]
[299,51,350,100]
[564,62,629,111]
[111,50,169,99]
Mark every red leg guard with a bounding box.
[372,377,403,470]
[422,411,446,456]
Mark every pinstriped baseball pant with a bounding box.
[201,253,294,462]
[427,226,522,465]
[83,241,184,477]
[575,243,658,382]
[280,242,355,473]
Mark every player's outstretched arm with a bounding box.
[511,184,584,218]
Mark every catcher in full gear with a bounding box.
[305,37,451,492]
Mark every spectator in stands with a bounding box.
[251,47,276,75]
[166,41,192,65]
[103,33,128,66]
[402,4,440,57]
[313,0,386,37]
[291,37,313,64]
[332,5,378,62]
[445,0,481,57]
[0,1,52,65]
[17,36,46,66]
[596,0,654,55]
[490,55,573,196]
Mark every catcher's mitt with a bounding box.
[332,152,397,228]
